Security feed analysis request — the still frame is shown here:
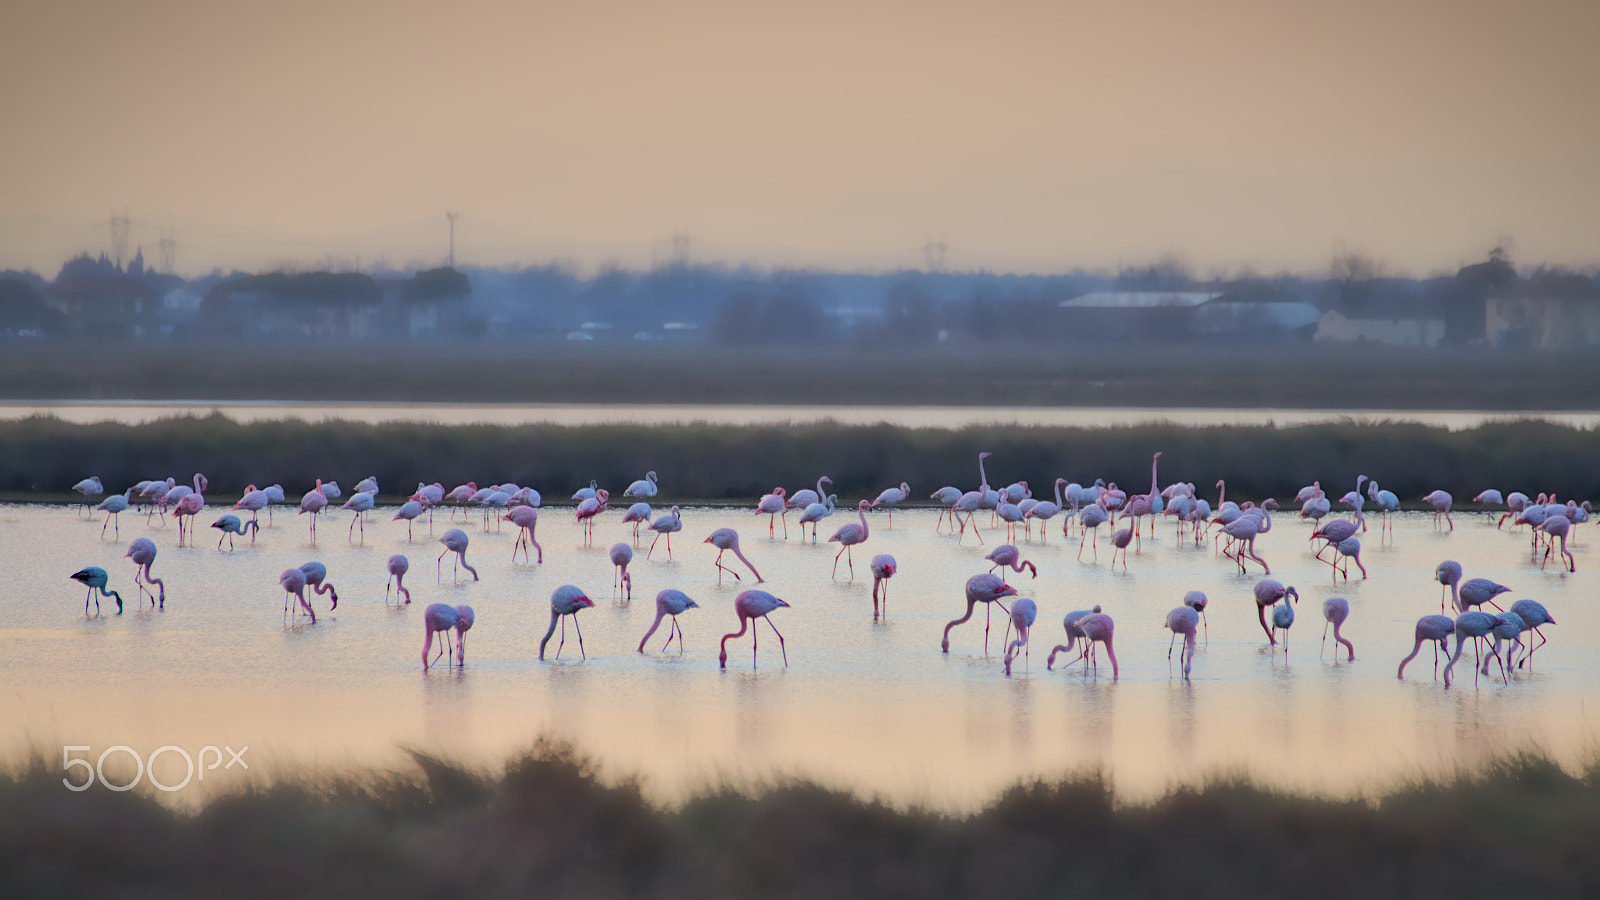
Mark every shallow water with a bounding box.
[3,400,1597,431]
[4,502,1594,808]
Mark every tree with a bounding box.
[1443,246,1516,344]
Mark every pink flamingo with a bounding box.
[437,528,478,582]
[622,502,653,541]
[827,500,872,579]
[394,500,428,539]
[171,489,205,546]
[279,567,315,622]
[539,585,595,660]
[1311,518,1359,564]
[648,505,682,559]
[639,589,699,652]
[1023,480,1064,544]
[1077,500,1109,560]
[1184,590,1209,641]
[705,527,762,584]
[930,486,962,532]
[1057,612,1118,679]
[422,603,460,668]
[940,573,1017,654]
[984,544,1037,583]
[1118,451,1162,546]
[1422,489,1454,532]
[505,506,542,563]
[298,479,329,540]
[1333,536,1367,580]
[1222,503,1272,574]
[299,561,339,610]
[870,482,911,526]
[610,542,633,599]
[125,537,165,608]
[386,554,411,604]
[575,488,609,546]
[445,481,478,520]
[1002,597,1038,676]
[95,488,135,539]
[1539,515,1575,572]
[1253,579,1297,644]
[756,487,789,538]
[233,484,268,531]
[1109,523,1134,571]
[1397,614,1455,678]
[718,589,791,669]
[786,475,831,513]
[1165,605,1200,678]
[453,605,475,665]
[870,554,896,618]
[1322,597,1355,660]
[1046,606,1101,668]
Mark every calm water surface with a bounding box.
[3,503,1594,808]
[3,401,1598,430]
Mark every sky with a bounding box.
[2,0,1597,279]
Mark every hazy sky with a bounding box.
[2,0,1596,278]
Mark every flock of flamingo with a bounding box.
[63,451,1575,684]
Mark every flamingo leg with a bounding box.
[766,616,788,666]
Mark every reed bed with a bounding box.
[3,414,1598,506]
[3,739,1597,898]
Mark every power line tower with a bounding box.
[446,212,459,268]
[922,237,946,273]
[158,230,177,274]
[109,212,131,270]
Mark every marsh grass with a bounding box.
[4,739,1599,898]
[3,414,1598,506]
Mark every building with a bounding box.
[1486,279,1600,350]
[1056,291,1222,341]
[1314,310,1445,347]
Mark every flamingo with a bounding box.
[318,480,342,501]
[445,481,478,519]
[1482,611,1526,683]
[1057,612,1118,679]
[1397,615,1455,679]
[1270,588,1297,654]
[1184,590,1209,641]
[952,486,987,545]
[870,554,896,618]
[1024,480,1064,544]
[1321,597,1355,660]
[96,488,135,538]
[1423,489,1454,532]
[437,528,478,582]
[572,480,599,503]
[163,473,208,514]
[1222,502,1273,574]
[341,491,375,541]
[539,585,595,660]
[1366,480,1400,540]
[1333,536,1367,580]
[574,488,609,546]
[756,487,789,538]
[798,494,837,542]
[996,498,1026,542]
[393,499,427,539]
[984,544,1036,582]
[870,482,911,526]
[1508,599,1555,668]
[1046,606,1101,668]
[70,566,124,615]
[639,589,699,652]
[299,480,328,540]
[1340,475,1368,532]
[233,485,268,532]
[718,589,791,669]
[422,603,460,669]
[171,482,205,546]
[930,486,962,532]
[1498,491,1530,529]
[1118,452,1162,547]
[648,505,682,559]
[1299,487,1331,529]
[1443,611,1502,688]
[72,475,104,512]
[453,605,475,665]
[126,537,164,608]
[1002,597,1038,676]
[610,542,633,599]
[787,475,833,514]
[141,477,173,522]
[1108,523,1134,571]
[1312,519,1359,565]
[386,554,411,604]
[299,561,339,610]
[354,475,379,495]
[262,484,286,523]
[1077,501,1109,561]
[705,527,762,584]
[622,502,653,542]
[1253,580,1297,645]
[1165,605,1200,678]
[505,506,542,563]
[1538,515,1575,572]
[279,567,315,622]
[623,471,659,499]
[211,514,258,550]
[940,573,1017,654]
[826,500,872,580]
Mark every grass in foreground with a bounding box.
[3,739,1598,898]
